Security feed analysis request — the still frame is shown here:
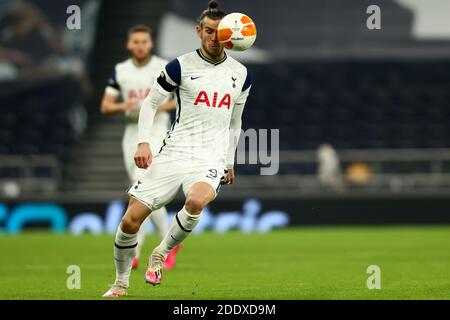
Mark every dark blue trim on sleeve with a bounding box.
[107,67,120,90]
[242,69,252,92]
[165,59,181,85]
[157,73,177,92]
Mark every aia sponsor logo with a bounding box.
[194,91,231,109]
[128,88,150,100]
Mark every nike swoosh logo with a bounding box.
[190,76,201,80]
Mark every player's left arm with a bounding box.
[223,70,253,185]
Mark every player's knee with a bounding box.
[185,195,208,215]
[120,215,140,234]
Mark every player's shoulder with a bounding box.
[113,58,133,73]
[109,59,133,84]
[225,55,252,91]
[163,51,198,75]
[226,55,247,71]
[174,50,199,65]
[172,50,247,70]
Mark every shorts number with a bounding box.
[206,169,217,179]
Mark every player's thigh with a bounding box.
[182,166,227,207]
[128,154,183,211]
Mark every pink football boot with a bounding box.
[163,244,183,270]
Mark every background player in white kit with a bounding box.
[103,0,252,297]
[100,25,181,270]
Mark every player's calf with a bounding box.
[105,198,150,296]
[145,206,201,286]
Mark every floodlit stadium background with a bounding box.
[0,0,450,299]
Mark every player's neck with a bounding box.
[199,47,225,63]
[132,55,151,67]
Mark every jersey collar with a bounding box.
[131,55,152,67]
[196,49,227,66]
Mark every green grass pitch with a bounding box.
[1,226,449,300]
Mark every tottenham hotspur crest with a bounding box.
[231,76,237,88]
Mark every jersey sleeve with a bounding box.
[105,66,121,96]
[137,60,180,144]
[156,58,181,92]
[236,69,252,105]
[226,69,253,168]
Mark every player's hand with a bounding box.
[122,100,139,111]
[222,168,235,185]
[134,143,152,168]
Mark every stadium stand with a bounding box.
[2,0,450,199]
[243,61,450,150]
[0,0,95,196]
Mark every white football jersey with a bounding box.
[156,49,252,166]
[105,55,170,128]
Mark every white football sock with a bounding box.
[149,206,169,241]
[114,226,137,287]
[155,206,200,257]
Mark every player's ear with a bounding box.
[195,25,202,39]
[126,38,132,51]
[148,38,154,51]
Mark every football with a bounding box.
[217,13,257,51]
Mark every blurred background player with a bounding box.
[103,0,252,297]
[100,25,180,270]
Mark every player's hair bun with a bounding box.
[208,0,219,10]
[198,0,225,23]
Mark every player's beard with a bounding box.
[132,50,151,65]
[203,43,224,61]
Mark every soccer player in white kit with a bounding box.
[100,25,181,271]
[103,1,252,297]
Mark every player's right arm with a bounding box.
[100,67,138,114]
[135,59,181,168]
[100,94,138,115]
